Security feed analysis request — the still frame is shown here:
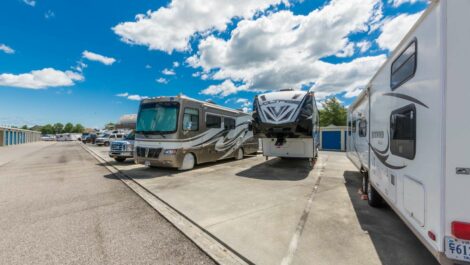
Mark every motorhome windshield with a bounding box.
[136,102,180,133]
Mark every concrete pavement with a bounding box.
[0,142,215,265]
[88,144,438,265]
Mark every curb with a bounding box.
[80,143,252,265]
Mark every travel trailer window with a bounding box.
[390,104,416,160]
[183,108,199,131]
[391,39,417,90]
[136,102,180,133]
[224,118,236,130]
[206,114,221,128]
[359,119,367,137]
[348,121,352,135]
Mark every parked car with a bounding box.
[41,135,55,141]
[95,133,124,146]
[82,133,97,144]
[109,132,135,162]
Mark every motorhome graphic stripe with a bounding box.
[383,93,429,108]
[369,143,407,170]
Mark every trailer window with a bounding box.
[390,104,416,160]
[183,108,199,131]
[224,118,236,130]
[348,121,352,135]
[206,115,221,128]
[359,119,367,137]
[391,39,417,90]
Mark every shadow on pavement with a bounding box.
[343,170,439,265]
[235,157,311,181]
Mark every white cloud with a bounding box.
[145,64,152,69]
[82,50,116,65]
[112,0,288,53]
[162,68,175,75]
[236,98,252,108]
[173,61,180,68]
[156,77,169,84]
[388,0,427,7]
[0,44,15,54]
[190,0,383,96]
[376,11,423,51]
[201,80,248,97]
[356,40,371,53]
[23,0,35,7]
[116,92,149,101]
[335,42,355,58]
[0,68,84,89]
[44,10,55,19]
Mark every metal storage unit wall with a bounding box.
[0,126,41,147]
[319,125,348,151]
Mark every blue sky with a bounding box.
[0,0,428,128]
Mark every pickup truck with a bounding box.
[109,132,135,162]
[95,133,124,146]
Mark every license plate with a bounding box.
[445,236,470,262]
[144,161,151,167]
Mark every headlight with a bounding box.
[163,149,177,155]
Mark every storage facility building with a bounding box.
[0,126,41,147]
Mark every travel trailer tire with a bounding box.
[114,157,126,162]
[104,142,110,147]
[235,148,244,160]
[178,153,195,171]
[367,181,383,207]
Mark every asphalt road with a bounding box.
[0,142,215,265]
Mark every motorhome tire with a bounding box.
[114,157,126,162]
[179,153,195,171]
[367,181,383,207]
[235,148,244,160]
[104,142,110,147]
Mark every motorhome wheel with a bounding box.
[179,153,195,171]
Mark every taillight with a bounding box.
[452,221,470,240]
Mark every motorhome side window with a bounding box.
[359,119,367,137]
[206,114,221,128]
[390,104,416,160]
[224,118,236,130]
[391,39,417,90]
[183,108,199,131]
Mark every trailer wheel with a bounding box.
[367,181,383,207]
[235,148,244,160]
[178,153,195,171]
[104,141,110,147]
[114,157,126,162]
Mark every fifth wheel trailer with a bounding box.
[252,90,320,160]
[347,1,470,264]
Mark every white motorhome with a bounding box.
[134,95,259,170]
[347,1,470,264]
[252,90,320,160]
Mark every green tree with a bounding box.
[73,124,85,133]
[21,125,29,130]
[319,97,347,127]
[53,123,64,134]
[41,124,55,135]
[63,123,74,133]
[105,122,115,130]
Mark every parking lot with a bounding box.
[84,143,438,265]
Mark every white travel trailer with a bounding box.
[252,90,320,160]
[347,1,470,264]
[134,95,259,170]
